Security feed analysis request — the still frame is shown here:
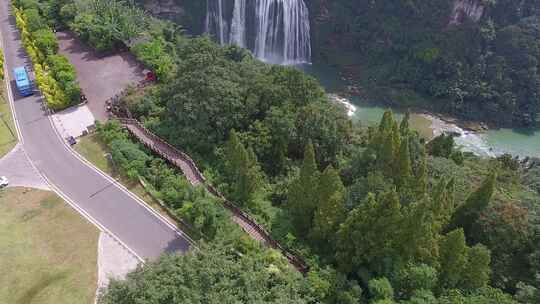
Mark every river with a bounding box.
[298,64,540,158]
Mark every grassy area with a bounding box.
[0,87,17,157]
[74,134,176,223]
[0,187,98,304]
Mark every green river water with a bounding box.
[299,64,540,158]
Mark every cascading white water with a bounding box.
[206,0,311,64]
[230,0,246,47]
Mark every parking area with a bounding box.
[56,31,146,121]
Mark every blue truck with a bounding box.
[13,66,33,96]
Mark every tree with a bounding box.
[98,244,314,304]
[24,8,46,32]
[222,131,262,207]
[311,165,346,248]
[395,263,438,298]
[368,277,394,302]
[336,190,403,275]
[462,244,491,291]
[109,139,150,179]
[399,198,440,266]
[400,112,410,137]
[451,172,497,236]
[438,229,468,290]
[438,228,491,292]
[288,142,319,236]
[427,134,455,158]
[178,189,229,240]
[33,28,58,55]
[397,136,412,188]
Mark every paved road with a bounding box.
[0,0,192,260]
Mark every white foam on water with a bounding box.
[328,94,357,117]
[421,114,496,157]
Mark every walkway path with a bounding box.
[119,118,309,273]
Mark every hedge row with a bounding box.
[13,4,80,111]
[0,50,4,80]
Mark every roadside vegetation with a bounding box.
[12,0,81,110]
[74,133,178,225]
[0,47,17,156]
[0,187,98,304]
[17,1,540,303]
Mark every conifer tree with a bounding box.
[439,229,468,289]
[311,165,346,246]
[391,121,401,164]
[336,190,403,274]
[438,229,491,291]
[414,149,428,198]
[400,197,440,266]
[288,142,319,236]
[451,172,497,236]
[462,244,491,291]
[400,111,410,137]
[431,178,455,228]
[380,134,396,176]
[379,110,396,133]
[397,136,412,188]
[223,131,262,207]
[223,130,243,179]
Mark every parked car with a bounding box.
[0,176,9,188]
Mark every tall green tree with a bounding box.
[451,172,497,236]
[397,136,412,188]
[400,112,410,137]
[311,165,346,247]
[462,244,491,291]
[223,131,262,207]
[288,142,320,236]
[400,198,440,266]
[336,190,403,275]
[438,229,469,290]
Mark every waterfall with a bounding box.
[205,0,311,64]
[230,0,246,47]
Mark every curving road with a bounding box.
[0,0,192,260]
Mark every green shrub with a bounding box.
[33,28,58,55]
[63,81,81,103]
[0,50,4,80]
[15,0,38,10]
[24,8,45,32]
[178,189,229,240]
[131,38,175,80]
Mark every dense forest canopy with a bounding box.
[13,0,540,303]
[308,0,540,127]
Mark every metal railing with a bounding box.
[115,116,309,273]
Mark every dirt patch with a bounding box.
[56,32,146,121]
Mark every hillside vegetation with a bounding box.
[18,1,540,303]
[308,0,540,128]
